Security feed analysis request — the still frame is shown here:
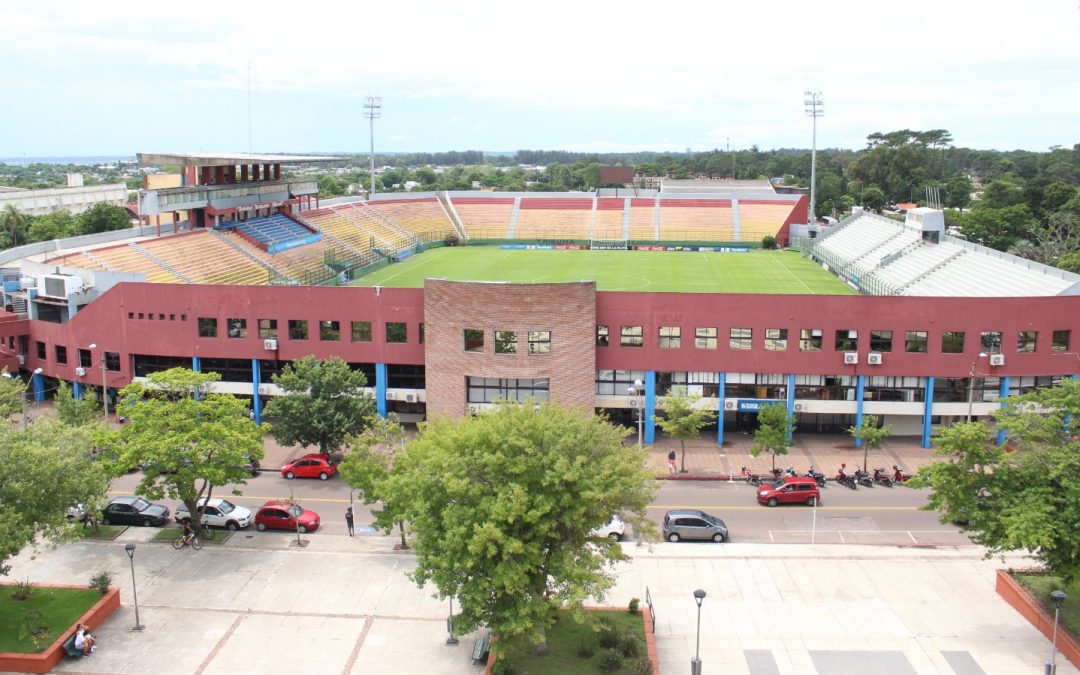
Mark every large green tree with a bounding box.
[751,403,792,471]
[76,202,131,235]
[28,210,78,242]
[338,413,409,549]
[653,387,715,473]
[848,414,893,472]
[379,401,656,655]
[0,369,26,422]
[54,381,101,427]
[262,355,376,456]
[0,204,29,248]
[107,368,263,533]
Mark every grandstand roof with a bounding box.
[136,152,341,167]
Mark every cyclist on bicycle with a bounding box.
[182,521,196,545]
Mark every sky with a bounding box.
[1,0,1078,158]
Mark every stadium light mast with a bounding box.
[364,96,382,199]
[804,90,824,225]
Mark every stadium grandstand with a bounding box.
[0,151,1077,451]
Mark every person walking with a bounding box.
[345,506,355,537]
[667,449,677,475]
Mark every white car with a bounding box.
[590,515,626,541]
[175,498,253,531]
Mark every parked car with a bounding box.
[175,498,253,530]
[102,496,170,527]
[254,501,321,533]
[281,454,336,480]
[757,476,821,507]
[66,503,87,524]
[590,515,626,541]
[661,509,727,543]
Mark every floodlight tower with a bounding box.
[804,90,824,225]
[364,96,382,199]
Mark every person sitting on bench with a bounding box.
[74,624,96,656]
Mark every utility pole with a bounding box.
[364,96,382,199]
[804,91,824,225]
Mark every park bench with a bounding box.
[62,632,82,658]
[471,631,491,665]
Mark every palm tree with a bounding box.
[1,204,28,248]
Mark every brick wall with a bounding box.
[424,280,596,418]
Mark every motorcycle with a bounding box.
[805,465,827,488]
[853,468,875,488]
[783,466,798,478]
[835,467,858,490]
[741,466,763,487]
[872,468,894,487]
[892,465,912,484]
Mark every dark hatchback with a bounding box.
[102,496,171,527]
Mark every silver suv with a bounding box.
[661,509,728,543]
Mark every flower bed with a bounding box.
[995,569,1080,670]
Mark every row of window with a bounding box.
[199,318,421,344]
[463,329,552,355]
[597,326,1072,354]
[34,341,118,370]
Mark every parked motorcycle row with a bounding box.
[740,464,912,490]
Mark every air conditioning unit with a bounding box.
[989,353,1005,367]
[17,354,26,366]
[867,352,883,365]
[467,404,479,415]
[405,393,417,403]
[75,367,87,377]
[793,403,803,412]
[724,400,736,410]
[263,339,278,351]
[843,352,859,365]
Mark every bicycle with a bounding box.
[172,532,202,550]
[178,520,216,541]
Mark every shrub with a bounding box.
[577,645,594,659]
[490,658,514,675]
[630,656,654,675]
[445,233,460,247]
[762,235,778,249]
[628,597,640,614]
[598,625,620,649]
[90,569,113,595]
[598,649,623,672]
[10,577,35,601]
[620,634,640,658]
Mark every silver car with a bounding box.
[661,509,728,543]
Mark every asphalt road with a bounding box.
[107,471,972,547]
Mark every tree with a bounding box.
[847,414,892,472]
[0,204,29,248]
[378,401,656,655]
[262,355,376,456]
[54,381,101,427]
[107,368,263,534]
[945,173,973,211]
[750,403,792,471]
[1057,250,1080,274]
[28,210,77,242]
[0,369,25,423]
[76,202,131,235]
[961,204,1037,251]
[0,419,110,575]
[653,387,715,473]
[338,413,409,548]
[861,185,886,212]
[912,380,1080,580]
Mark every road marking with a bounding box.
[647,504,923,511]
[108,489,355,505]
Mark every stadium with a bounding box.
[1,151,1078,449]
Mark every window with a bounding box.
[799,329,822,352]
[835,329,858,352]
[870,330,893,352]
[104,351,120,371]
[659,326,681,349]
[288,320,308,340]
[464,329,484,352]
[36,341,46,359]
[695,327,717,350]
[387,322,407,343]
[1017,331,1038,353]
[79,349,92,368]
[905,331,928,353]
[980,331,1002,354]
[198,318,218,338]
[320,320,340,341]
[765,328,788,351]
[941,331,965,354]
[494,331,516,354]
[729,328,752,350]
[621,326,643,347]
[1053,330,1071,353]
[419,323,424,344]
[528,330,551,354]
[595,369,647,396]
[596,325,609,347]
[351,321,372,343]
[258,319,278,339]
[467,376,550,403]
[226,318,247,339]
[55,345,67,364]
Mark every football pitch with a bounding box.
[354,247,855,294]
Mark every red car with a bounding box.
[254,501,321,533]
[281,453,336,480]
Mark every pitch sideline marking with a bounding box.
[770,252,815,294]
[360,246,455,285]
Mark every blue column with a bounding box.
[375,362,388,418]
[192,356,201,372]
[922,377,935,449]
[32,371,44,402]
[73,381,83,399]
[251,358,263,426]
[716,372,726,446]
[854,375,866,449]
[644,371,656,444]
[996,376,1010,446]
[785,373,796,440]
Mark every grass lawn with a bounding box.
[151,526,233,545]
[79,525,126,541]
[1014,573,1080,638]
[0,586,100,653]
[355,247,854,294]
[495,609,650,674]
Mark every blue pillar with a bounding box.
[854,375,866,449]
[192,356,201,372]
[32,371,44,402]
[785,373,796,440]
[251,358,263,426]
[716,372,726,446]
[73,381,83,399]
[922,377,935,449]
[995,376,1010,446]
[644,371,656,444]
[375,362,388,418]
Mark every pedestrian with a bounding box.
[667,449,677,474]
[75,624,96,656]
[345,506,354,537]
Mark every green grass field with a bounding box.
[355,247,854,294]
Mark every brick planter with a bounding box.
[995,570,1080,670]
[0,583,121,674]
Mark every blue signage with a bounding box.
[737,399,783,412]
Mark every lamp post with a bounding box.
[627,378,644,449]
[966,352,988,423]
[446,596,458,646]
[1046,589,1066,675]
[691,589,706,675]
[124,543,144,631]
[22,367,42,430]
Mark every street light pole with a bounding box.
[966,352,988,423]
[22,367,42,430]
[446,596,458,646]
[124,543,144,631]
[1047,590,1066,675]
[627,378,644,449]
[692,589,706,675]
